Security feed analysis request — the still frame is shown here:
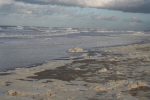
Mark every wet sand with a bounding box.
[0,43,150,100]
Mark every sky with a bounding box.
[0,0,150,30]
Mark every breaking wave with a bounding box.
[132,32,145,36]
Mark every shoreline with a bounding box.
[0,42,150,100]
[1,38,149,72]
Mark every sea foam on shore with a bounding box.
[0,42,150,100]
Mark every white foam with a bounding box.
[0,33,35,38]
[67,47,84,53]
[15,26,24,30]
[132,32,145,36]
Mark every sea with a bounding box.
[0,26,150,71]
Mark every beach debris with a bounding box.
[108,58,119,61]
[115,71,122,75]
[127,81,147,89]
[97,68,107,73]
[6,90,21,96]
[67,47,84,53]
[89,85,107,91]
[6,89,58,99]
[74,68,81,70]
[113,92,124,98]
[107,80,147,90]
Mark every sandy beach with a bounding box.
[1,0,150,99]
[0,42,150,100]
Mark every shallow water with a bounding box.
[0,26,149,71]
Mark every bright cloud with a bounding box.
[15,0,150,13]
[0,0,14,7]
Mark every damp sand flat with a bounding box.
[0,43,150,100]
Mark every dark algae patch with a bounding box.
[6,81,13,86]
[129,86,150,99]
[0,73,12,76]
[28,55,150,83]
[27,64,90,82]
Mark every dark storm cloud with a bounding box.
[14,0,150,13]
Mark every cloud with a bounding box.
[124,16,143,26]
[0,1,77,17]
[130,16,143,24]
[92,15,118,21]
[124,16,143,23]
[0,0,13,7]
[14,0,150,13]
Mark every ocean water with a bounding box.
[0,26,150,71]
